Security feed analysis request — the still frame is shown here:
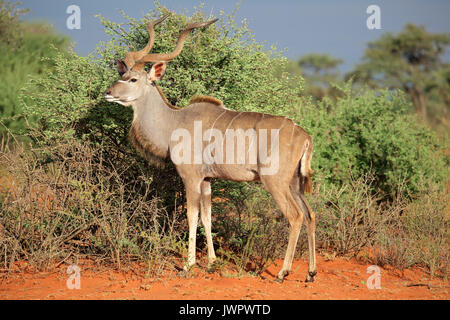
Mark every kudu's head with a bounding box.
[104,14,218,107]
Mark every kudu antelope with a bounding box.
[104,14,317,283]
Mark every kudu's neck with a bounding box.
[130,85,180,160]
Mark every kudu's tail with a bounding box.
[300,139,313,194]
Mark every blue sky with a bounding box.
[20,0,450,72]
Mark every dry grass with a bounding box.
[0,137,185,275]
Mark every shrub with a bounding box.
[0,3,70,134]
[297,84,448,198]
[309,173,402,256]
[0,138,185,273]
[211,183,288,275]
[372,185,449,278]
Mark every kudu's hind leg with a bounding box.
[278,192,304,282]
[290,178,317,282]
[200,180,217,269]
[304,202,317,282]
[299,195,317,282]
[279,216,303,282]
[263,183,304,283]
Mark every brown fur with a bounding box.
[189,95,223,106]
[129,121,168,166]
[304,174,313,194]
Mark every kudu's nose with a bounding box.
[104,89,112,96]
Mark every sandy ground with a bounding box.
[0,255,448,300]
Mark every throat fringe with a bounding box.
[129,121,168,166]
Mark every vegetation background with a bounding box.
[0,1,448,279]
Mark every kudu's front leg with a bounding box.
[184,181,202,271]
[200,180,217,271]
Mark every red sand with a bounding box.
[0,255,448,300]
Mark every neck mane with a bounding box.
[154,84,181,110]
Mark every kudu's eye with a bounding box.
[130,78,138,83]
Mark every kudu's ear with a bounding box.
[148,62,167,81]
[117,59,128,76]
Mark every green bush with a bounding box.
[22,50,119,142]
[0,20,69,134]
[297,84,448,198]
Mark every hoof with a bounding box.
[181,264,194,277]
[305,271,317,283]
[206,261,219,274]
[179,269,189,278]
[274,277,284,284]
[275,270,289,283]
